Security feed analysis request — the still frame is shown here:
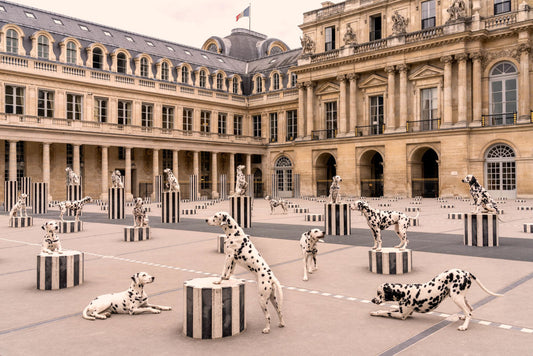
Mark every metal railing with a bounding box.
[355,124,385,136]
[360,179,384,198]
[406,118,441,132]
[411,178,439,198]
[311,129,336,140]
[481,112,516,127]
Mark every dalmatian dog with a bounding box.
[328,175,342,204]
[82,272,171,320]
[370,268,503,331]
[55,200,73,221]
[132,197,149,227]
[41,220,62,254]
[299,229,325,281]
[111,170,124,188]
[351,200,419,251]
[461,175,501,215]
[206,212,285,334]
[265,196,288,214]
[56,196,92,222]
[163,168,180,192]
[9,193,28,218]
[65,167,80,185]
[234,164,248,196]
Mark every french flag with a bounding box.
[236,6,250,21]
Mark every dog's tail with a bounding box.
[82,305,95,320]
[272,276,284,311]
[471,274,504,297]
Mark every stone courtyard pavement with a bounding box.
[1,196,533,355]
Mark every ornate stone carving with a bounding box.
[447,0,467,23]
[336,74,346,82]
[304,81,316,88]
[397,64,409,73]
[482,48,521,69]
[518,43,531,54]
[385,66,396,73]
[300,34,316,55]
[347,73,359,81]
[455,53,469,62]
[343,23,357,46]
[469,51,485,62]
[440,55,454,64]
[392,11,409,35]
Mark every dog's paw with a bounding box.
[370,311,379,317]
[152,309,161,314]
[303,276,308,281]
[457,325,468,331]
[262,327,271,334]
[279,321,285,328]
[212,280,222,285]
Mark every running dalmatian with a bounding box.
[82,272,171,320]
[163,168,180,192]
[234,164,248,196]
[328,175,342,204]
[41,220,62,254]
[206,212,285,334]
[370,268,503,331]
[132,197,149,227]
[461,174,501,215]
[265,195,288,214]
[299,229,325,281]
[9,193,28,218]
[351,200,418,251]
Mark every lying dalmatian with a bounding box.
[461,174,501,215]
[234,164,248,196]
[163,168,180,192]
[299,229,325,281]
[351,200,419,251]
[265,195,288,214]
[132,197,149,227]
[328,175,342,204]
[206,212,285,334]
[9,193,28,218]
[370,268,503,331]
[82,272,171,320]
[41,220,62,254]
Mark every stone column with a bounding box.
[441,56,454,127]
[43,143,51,200]
[173,149,179,176]
[101,146,108,200]
[73,144,80,176]
[229,153,235,195]
[518,44,531,123]
[246,154,252,176]
[305,81,315,137]
[398,64,409,131]
[278,111,286,142]
[125,147,132,200]
[348,73,358,134]
[385,66,396,133]
[456,54,468,126]
[211,152,218,199]
[193,150,199,199]
[8,140,17,181]
[337,75,347,135]
[297,83,305,139]
[470,52,483,127]
[152,149,159,200]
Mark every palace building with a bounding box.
[0,0,532,201]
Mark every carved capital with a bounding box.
[297,82,305,89]
[385,65,396,73]
[518,43,531,54]
[397,64,409,73]
[440,55,453,64]
[304,81,316,88]
[455,53,468,62]
[469,51,485,62]
[336,74,346,82]
[347,73,359,81]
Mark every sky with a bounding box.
[8,0,324,50]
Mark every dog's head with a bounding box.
[372,283,397,305]
[461,174,476,185]
[19,193,27,200]
[206,212,231,226]
[134,197,143,206]
[304,228,325,241]
[41,220,59,233]
[352,200,368,211]
[114,170,121,176]
[264,196,271,201]
[65,167,70,172]
[236,165,245,172]
[163,168,171,174]
[332,175,342,184]
[131,272,155,286]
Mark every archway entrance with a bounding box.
[411,148,439,197]
[360,150,383,197]
[316,153,336,196]
[253,169,263,198]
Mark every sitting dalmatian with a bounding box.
[41,220,62,254]
[66,167,80,185]
[461,175,501,215]
[9,193,28,218]
[206,212,285,334]
[265,195,288,214]
[299,229,325,281]
[163,168,180,192]
[132,197,149,227]
[234,164,248,196]
[371,268,503,331]
[111,170,124,188]
[82,272,171,320]
[328,175,342,204]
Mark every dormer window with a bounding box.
[325,26,335,51]
[273,73,280,90]
[37,35,49,59]
[0,5,6,12]
[66,41,77,64]
[161,62,169,81]
[140,57,149,77]
[126,36,134,42]
[53,18,63,25]
[181,66,189,83]
[146,41,154,47]
[184,50,192,56]
[233,77,239,94]
[166,46,174,52]
[199,70,207,87]
[216,73,223,90]
[6,29,18,54]
[201,54,208,59]
[207,43,218,52]
[92,48,103,69]
[117,53,127,73]
[79,25,89,31]
[103,30,112,37]
[256,76,263,93]
[25,12,36,19]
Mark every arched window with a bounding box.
[273,73,280,90]
[199,70,206,87]
[66,41,77,64]
[207,43,218,53]
[489,61,518,125]
[270,46,283,55]
[274,156,293,197]
[92,47,103,69]
[233,77,239,94]
[117,53,127,73]
[37,35,49,59]
[485,144,516,197]
[140,57,149,77]
[256,76,263,93]
[6,29,18,54]
[216,73,223,90]
[161,61,169,81]
[181,66,189,83]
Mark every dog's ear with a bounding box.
[383,284,394,301]
[41,223,46,230]
[470,176,477,184]
[131,273,140,284]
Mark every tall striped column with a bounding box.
[464,213,499,247]
[246,174,253,197]
[108,187,125,219]
[325,203,351,235]
[294,174,301,198]
[230,196,252,228]
[4,180,18,212]
[66,183,82,216]
[162,191,180,223]
[31,182,48,214]
[189,175,198,202]
[155,175,163,203]
[183,277,246,339]
[219,174,227,200]
[21,177,31,205]
[36,250,84,290]
[369,248,412,274]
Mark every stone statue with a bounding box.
[343,23,357,46]
[234,165,248,196]
[392,11,408,35]
[111,170,124,188]
[300,34,316,55]
[163,168,180,192]
[447,0,466,22]
[66,167,80,185]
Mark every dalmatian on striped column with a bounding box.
[132,197,149,227]
[41,220,62,254]
[56,196,92,222]
[163,168,180,192]
[9,193,28,218]
[234,165,248,196]
[65,167,80,185]
[328,175,342,204]
[111,170,124,188]
[461,175,501,216]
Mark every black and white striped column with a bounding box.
[31,182,48,215]
[219,174,227,200]
[4,180,18,212]
[217,234,225,253]
[36,250,84,290]
[524,223,533,233]
[305,214,323,222]
[9,216,33,227]
[369,248,412,275]
[183,277,246,339]
[325,203,351,235]
[108,188,125,219]
[464,213,499,247]
[155,175,163,203]
[124,227,150,242]
[162,191,180,223]
[230,196,252,228]
[59,220,83,233]
[66,184,81,216]
[189,175,198,202]
[21,177,31,205]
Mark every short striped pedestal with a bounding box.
[182,209,197,215]
[195,205,208,210]
[217,234,225,253]
[409,217,419,226]
[162,191,180,223]
[410,201,421,205]
[464,213,499,247]
[369,248,412,275]
[523,223,533,233]
[440,204,455,209]
[448,213,464,220]
[293,208,309,213]
[66,184,82,216]
[31,182,48,215]
[305,214,323,222]
[517,206,533,211]
[124,227,150,242]
[324,203,351,235]
[4,180,18,212]
[183,277,245,339]
[230,196,252,228]
[378,203,391,208]
[405,207,420,212]
[9,216,33,228]
[59,221,83,233]
[37,250,84,290]
[108,187,125,220]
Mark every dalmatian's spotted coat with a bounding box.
[65,167,80,185]
[111,170,124,188]
[82,272,171,320]
[462,174,501,215]
[41,220,62,254]
[206,212,285,334]
[352,200,418,251]
[371,268,503,331]
[9,193,28,218]
[234,164,248,196]
[132,197,149,227]
[56,196,92,222]
[163,168,180,192]
[265,195,288,214]
[328,175,342,204]
[299,229,325,281]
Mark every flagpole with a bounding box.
[248,3,251,31]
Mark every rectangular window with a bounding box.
[162,149,172,170]
[234,114,243,136]
[253,115,262,137]
[421,0,436,29]
[218,112,227,134]
[200,111,210,133]
[291,73,298,87]
[325,26,335,51]
[118,147,134,160]
[5,85,25,114]
[494,0,511,15]
[38,90,54,118]
[66,93,82,120]
[370,14,382,41]
[183,108,193,131]
[269,113,278,142]
[420,88,438,130]
[117,100,132,125]
[370,95,384,134]
[141,103,153,127]
[287,110,297,141]
[325,102,337,138]
[162,106,174,129]
[94,98,107,122]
